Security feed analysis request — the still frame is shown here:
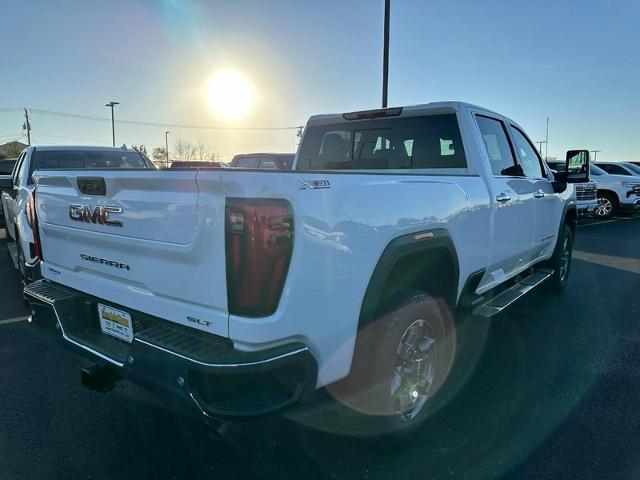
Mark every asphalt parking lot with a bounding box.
[1,216,639,480]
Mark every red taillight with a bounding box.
[225,199,293,317]
[26,190,42,261]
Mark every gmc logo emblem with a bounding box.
[69,204,123,227]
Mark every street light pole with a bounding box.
[591,150,601,162]
[382,0,390,108]
[105,101,119,147]
[165,131,170,167]
[545,117,549,160]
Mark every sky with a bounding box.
[0,0,638,161]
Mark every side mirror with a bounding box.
[0,176,13,192]
[565,150,590,183]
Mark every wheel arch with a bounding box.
[596,188,620,202]
[358,229,460,330]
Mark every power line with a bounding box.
[26,108,303,131]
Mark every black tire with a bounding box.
[327,290,456,438]
[15,234,28,288]
[594,191,618,218]
[545,223,573,293]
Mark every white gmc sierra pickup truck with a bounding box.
[24,102,589,435]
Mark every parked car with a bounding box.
[230,153,294,169]
[0,158,17,229]
[0,146,155,285]
[588,164,640,218]
[169,161,226,169]
[25,102,589,436]
[547,160,598,216]
[594,162,640,177]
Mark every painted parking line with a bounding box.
[0,316,29,325]
[578,217,639,228]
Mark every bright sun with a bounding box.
[206,69,255,118]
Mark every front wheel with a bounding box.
[545,224,573,292]
[594,192,618,218]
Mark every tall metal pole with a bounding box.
[536,140,546,155]
[165,131,170,167]
[545,117,549,160]
[23,109,31,146]
[106,101,119,147]
[110,108,115,147]
[591,150,601,162]
[382,0,390,108]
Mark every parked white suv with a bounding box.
[547,160,598,216]
[25,103,590,436]
[0,146,155,285]
[588,164,640,218]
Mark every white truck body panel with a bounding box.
[33,102,575,387]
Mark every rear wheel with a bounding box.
[16,239,27,288]
[594,192,618,218]
[329,291,456,438]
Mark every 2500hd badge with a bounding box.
[80,253,130,270]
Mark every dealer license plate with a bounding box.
[98,303,134,343]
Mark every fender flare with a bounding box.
[358,228,459,329]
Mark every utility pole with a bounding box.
[545,117,549,160]
[536,140,547,155]
[23,109,32,146]
[591,150,601,162]
[382,0,390,108]
[105,101,119,147]
[165,131,170,167]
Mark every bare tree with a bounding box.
[173,140,218,162]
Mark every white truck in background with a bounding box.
[24,102,590,436]
[0,146,155,285]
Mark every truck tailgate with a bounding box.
[34,170,229,337]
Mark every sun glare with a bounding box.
[206,69,255,119]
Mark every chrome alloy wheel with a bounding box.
[390,318,437,422]
[595,197,613,217]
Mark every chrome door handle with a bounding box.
[534,190,545,199]
[496,193,512,203]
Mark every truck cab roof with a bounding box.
[307,101,505,126]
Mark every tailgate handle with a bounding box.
[77,177,106,196]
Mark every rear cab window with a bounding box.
[28,149,150,184]
[296,114,467,171]
[234,156,260,168]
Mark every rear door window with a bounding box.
[598,164,630,175]
[12,153,26,187]
[296,114,466,170]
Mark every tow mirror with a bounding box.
[565,150,590,183]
